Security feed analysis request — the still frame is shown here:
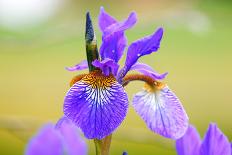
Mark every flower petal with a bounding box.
[132,85,188,139]
[99,8,136,62]
[200,123,231,155]
[130,62,168,80]
[176,125,201,155]
[25,124,63,155]
[59,121,87,155]
[100,32,127,62]
[66,60,88,71]
[63,71,129,139]
[103,12,137,38]
[118,28,163,80]
[98,6,117,32]
[92,58,119,76]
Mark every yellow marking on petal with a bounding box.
[82,70,116,89]
[144,81,166,92]
[70,74,87,87]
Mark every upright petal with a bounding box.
[59,122,87,155]
[99,7,136,62]
[25,124,63,155]
[118,28,163,80]
[130,62,168,80]
[100,32,127,62]
[92,58,119,76]
[200,123,231,155]
[66,60,88,71]
[63,71,129,139]
[99,6,117,32]
[103,12,137,38]
[176,125,201,155]
[132,85,188,139]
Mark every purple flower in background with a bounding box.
[64,7,188,140]
[176,123,231,155]
[25,121,87,155]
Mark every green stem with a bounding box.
[94,134,112,155]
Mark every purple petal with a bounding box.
[231,143,232,155]
[132,86,188,139]
[176,125,201,155]
[59,121,87,155]
[118,28,163,80]
[103,12,137,38]
[100,32,127,62]
[98,6,117,32]
[25,124,63,155]
[130,62,168,80]
[66,60,88,71]
[99,7,136,62]
[200,123,231,155]
[63,72,129,139]
[92,58,119,76]
[55,116,71,129]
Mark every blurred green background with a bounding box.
[0,0,232,154]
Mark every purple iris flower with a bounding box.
[25,121,87,155]
[64,7,188,140]
[176,123,231,155]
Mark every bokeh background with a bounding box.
[0,0,232,154]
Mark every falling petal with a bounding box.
[132,85,188,139]
[200,123,231,155]
[176,125,201,155]
[64,71,129,139]
[66,60,88,71]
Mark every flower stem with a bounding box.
[94,134,112,155]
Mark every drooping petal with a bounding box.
[63,71,129,139]
[25,124,63,155]
[132,85,188,139]
[99,7,136,62]
[200,123,231,155]
[130,62,168,80]
[66,60,88,71]
[92,58,119,76]
[176,125,201,155]
[59,121,87,155]
[118,28,163,80]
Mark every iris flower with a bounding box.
[25,121,87,155]
[176,123,231,155]
[64,7,188,140]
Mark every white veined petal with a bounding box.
[132,86,189,139]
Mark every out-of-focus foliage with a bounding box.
[0,0,232,154]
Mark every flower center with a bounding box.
[82,70,116,89]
